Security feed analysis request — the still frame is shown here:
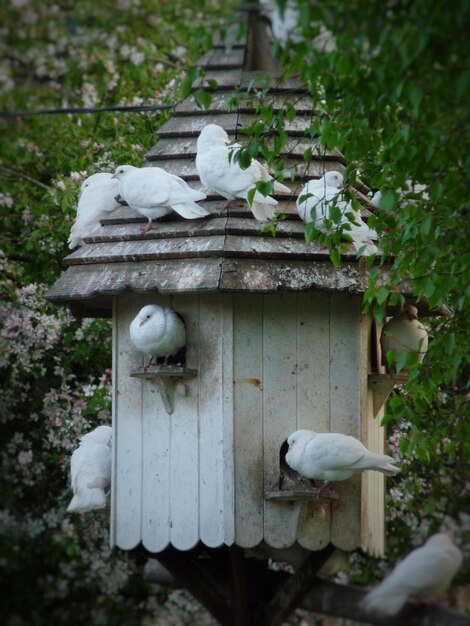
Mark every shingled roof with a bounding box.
[46,10,386,318]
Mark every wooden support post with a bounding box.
[258,544,335,626]
[155,547,232,626]
[229,546,252,626]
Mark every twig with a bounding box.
[0,165,51,190]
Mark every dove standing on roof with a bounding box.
[296,171,378,255]
[381,305,428,367]
[68,172,123,249]
[67,425,112,513]
[361,533,462,617]
[285,429,399,495]
[195,123,291,221]
[130,304,186,368]
[112,165,209,234]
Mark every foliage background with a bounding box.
[0,0,468,624]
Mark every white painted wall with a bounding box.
[111,291,383,554]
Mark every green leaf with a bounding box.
[194,89,212,110]
[376,286,389,305]
[247,188,256,206]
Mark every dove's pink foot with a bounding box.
[140,221,154,234]
[218,199,238,212]
[308,481,332,498]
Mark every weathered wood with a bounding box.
[298,576,470,626]
[198,295,232,548]
[265,490,339,502]
[146,134,343,161]
[296,291,332,551]
[157,112,240,137]
[197,47,246,69]
[369,373,408,418]
[173,91,315,117]
[140,294,172,552]
[156,547,233,626]
[112,296,144,550]
[168,295,200,550]
[329,294,362,551]
[141,155,344,182]
[192,68,243,90]
[65,235,227,265]
[263,293,301,549]
[259,546,336,626]
[233,294,264,547]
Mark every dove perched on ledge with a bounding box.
[130,304,186,368]
[286,429,399,495]
[68,173,122,249]
[67,425,112,513]
[380,305,428,367]
[195,123,291,221]
[296,171,378,255]
[112,165,209,233]
[361,533,463,617]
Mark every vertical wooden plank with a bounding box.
[112,295,144,550]
[233,294,264,547]
[169,294,200,550]
[361,312,386,557]
[198,294,228,548]
[361,399,386,557]
[141,294,171,553]
[296,291,331,551]
[263,292,301,549]
[330,294,362,551]
[221,295,235,546]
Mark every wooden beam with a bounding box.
[229,546,252,626]
[258,544,336,626]
[155,547,233,626]
[299,577,470,626]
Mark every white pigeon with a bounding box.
[67,425,112,513]
[361,533,463,617]
[195,123,291,221]
[260,1,335,52]
[112,165,209,233]
[296,171,378,255]
[129,304,186,368]
[381,305,428,367]
[68,173,122,249]
[285,429,399,494]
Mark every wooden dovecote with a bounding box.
[46,8,443,622]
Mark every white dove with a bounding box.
[129,304,186,368]
[67,425,112,513]
[112,165,209,234]
[296,171,378,255]
[285,429,399,495]
[68,172,122,249]
[195,123,291,221]
[361,533,463,617]
[381,305,428,368]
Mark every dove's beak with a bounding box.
[111,174,117,179]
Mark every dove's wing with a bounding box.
[121,168,171,208]
[307,433,366,471]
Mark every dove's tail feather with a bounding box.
[250,200,277,221]
[273,181,291,194]
[376,462,401,476]
[361,584,408,617]
[172,202,210,219]
[67,488,106,513]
